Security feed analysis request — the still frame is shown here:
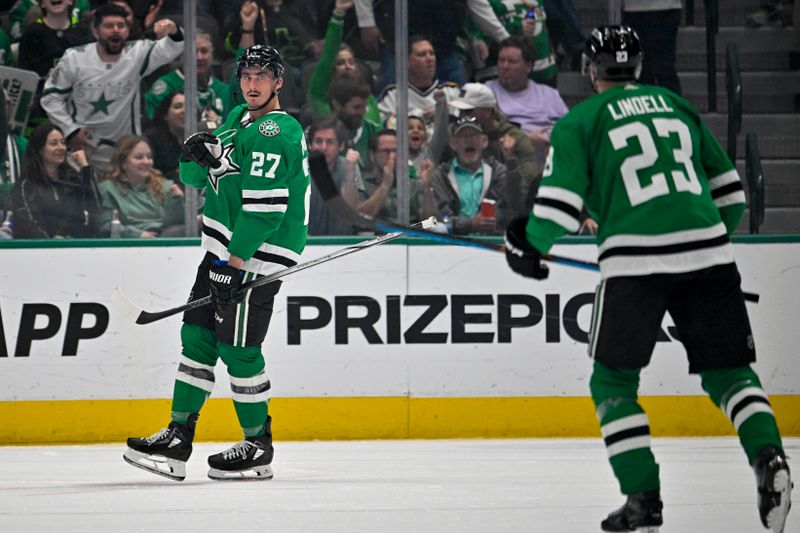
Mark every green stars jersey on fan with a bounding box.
[180,106,310,276]
[526,83,746,279]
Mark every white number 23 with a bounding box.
[608,119,701,207]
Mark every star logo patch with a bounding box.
[207,143,240,194]
[88,92,116,117]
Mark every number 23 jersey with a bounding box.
[526,83,746,279]
[180,106,310,276]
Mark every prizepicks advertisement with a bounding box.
[1,243,798,401]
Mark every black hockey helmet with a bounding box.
[236,45,285,80]
[581,25,642,82]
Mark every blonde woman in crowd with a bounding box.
[96,135,185,238]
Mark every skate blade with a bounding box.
[767,470,792,533]
[634,528,659,533]
[123,448,186,481]
[207,464,273,481]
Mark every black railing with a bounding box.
[704,0,719,112]
[726,41,742,162]
[745,133,765,234]
[685,0,719,112]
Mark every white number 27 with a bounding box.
[250,152,281,178]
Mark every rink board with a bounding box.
[0,237,798,443]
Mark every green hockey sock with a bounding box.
[218,342,270,438]
[171,323,220,424]
[700,366,783,464]
[590,361,660,495]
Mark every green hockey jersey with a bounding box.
[145,70,232,119]
[180,106,309,276]
[526,83,746,279]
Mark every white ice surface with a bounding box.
[0,437,797,533]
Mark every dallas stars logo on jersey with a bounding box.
[208,130,240,194]
[259,120,280,137]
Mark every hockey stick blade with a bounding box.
[112,220,433,326]
[309,151,760,301]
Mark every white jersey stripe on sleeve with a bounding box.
[714,190,747,208]
[708,169,741,190]
[537,186,584,210]
[533,204,580,233]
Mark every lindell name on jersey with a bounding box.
[607,95,674,121]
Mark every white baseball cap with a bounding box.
[450,83,497,110]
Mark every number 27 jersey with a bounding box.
[181,106,310,276]
[527,83,746,279]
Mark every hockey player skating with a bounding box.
[504,26,792,533]
[124,45,309,481]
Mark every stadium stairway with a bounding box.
[561,0,800,233]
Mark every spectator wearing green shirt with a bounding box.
[307,0,380,125]
[96,135,184,238]
[145,32,231,120]
[328,75,381,171]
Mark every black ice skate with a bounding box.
[601,491,663,532]
[123,414,198,481]
[207,434,274,481]
[754,445,793,533]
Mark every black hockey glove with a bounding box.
[209,260,245,315]
[182,132,222,169]
[504,216,549,280]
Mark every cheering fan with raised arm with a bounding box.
[124,45,309,482]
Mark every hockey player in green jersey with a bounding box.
[124,45,309,482]
[504,26,792,533]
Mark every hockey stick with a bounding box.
[112,217,436,325]
[307,152,598,272]
[308,152,760,303]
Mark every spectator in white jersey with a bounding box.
[377,35,462,138]
[40,3,184,173]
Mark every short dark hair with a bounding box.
[408,35,433,56]
[369,129,397,152]
[498,35,536,64]
[328,75,371,107]
[308,116,348,145]
[93,3,131,29]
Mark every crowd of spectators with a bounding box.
[0,0,608,240]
